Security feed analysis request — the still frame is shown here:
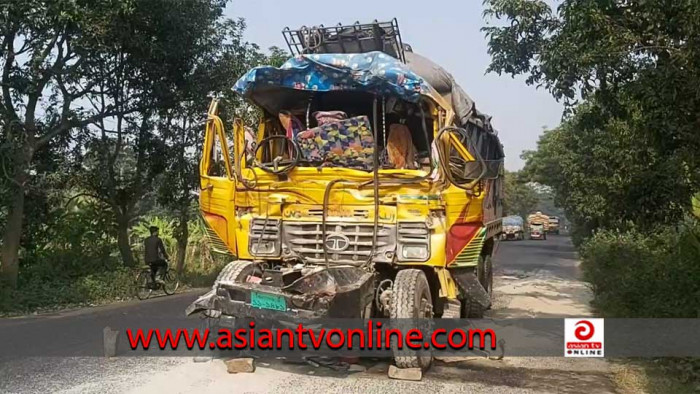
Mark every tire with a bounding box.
[390,269,433,369]
[476,255,486,287]
[482,255,494,296]
[135,271,152,300]
[461,268,486,318]
[465,256,492,317]
[215,260,259,284]
[162,270,180,295]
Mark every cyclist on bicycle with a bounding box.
[144,226,169,285]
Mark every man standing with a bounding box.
[144,226,169,284]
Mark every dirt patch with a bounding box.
[488,269,593,318]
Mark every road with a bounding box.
[0,235,616,393]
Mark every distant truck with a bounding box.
[501,215,524,240]
[527,212,549,240]
[548,216,560,235]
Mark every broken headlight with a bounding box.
[397,222,430,262]
[249,218,281,257]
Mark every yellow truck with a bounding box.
[547,216,560,235]
[187,20,504,368]
[527,212,549,240]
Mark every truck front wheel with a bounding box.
[215,260,260,284]
[390,269,433,369]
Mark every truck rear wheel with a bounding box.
[390,269,433,369]
[481,255,493,296]
[464,255,493,317]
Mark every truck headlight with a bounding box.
[249,218,281,257]
[397,222,430,262]
[401,244,429,260]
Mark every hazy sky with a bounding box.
[225,0,564,170]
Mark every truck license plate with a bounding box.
[250,291,286,311]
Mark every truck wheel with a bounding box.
[482,255,493,296]
[215,260,259,284]
[463,293,486,318]
[465,256,493,316]
[476,255,486,289]
[390,269,433,369]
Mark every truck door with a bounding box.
[200,100,237,256]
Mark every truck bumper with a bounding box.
[186,266,375,322]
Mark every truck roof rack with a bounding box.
[282,18,406,63]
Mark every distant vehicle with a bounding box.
[548,216,560,235]
[527,211,549,240]
[501,215,524,240]
[529,223,546,240]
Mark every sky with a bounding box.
[224,0,564,170]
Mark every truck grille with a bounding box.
[249,218,281,256]
[283,222,396,265]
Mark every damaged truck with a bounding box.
[187,19,504,368]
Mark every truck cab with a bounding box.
[187,20,505,368]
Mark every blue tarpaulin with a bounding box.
[233,51,430,103]
[503,216,524,226]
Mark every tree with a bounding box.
[0,0,139,287]
[155,17,265,274]
[75,0,237,267]
[502,170,538,219]
[483,0,700,236]
[267,46,289,67]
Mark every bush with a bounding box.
[0,267,134,314]
[580,219,700,318]
[0,213,232,314]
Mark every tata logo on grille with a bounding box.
[565,318,604,357]
[325,233,350,252]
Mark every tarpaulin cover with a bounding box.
[503,216,524,226]
[404,51,494,131]
[234,51,430,106]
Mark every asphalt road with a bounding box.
[0,235,615,394]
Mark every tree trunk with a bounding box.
[0,183,25,289]
[116,216,135,267]
[175,214,188,275]
[0,148,31,289]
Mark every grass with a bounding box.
[611,359,700,394]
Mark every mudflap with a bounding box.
[451,268,491,310]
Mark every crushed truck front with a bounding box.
[189,23,505,365]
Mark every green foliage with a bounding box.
[483,0,700,210]
[131,215,229,282]
[502,170,539,219]
[0,267,134,314]
[580,220,700,318]
[267,46,290,67]
[0,213,231,313]
[484,6,700,370]
[521,100,693,241]
[0,0,273,293]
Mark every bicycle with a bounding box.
[135,261,180,300]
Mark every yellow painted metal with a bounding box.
[199,94,500,301]
[434,267,459,299]
[447,132,476,162]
